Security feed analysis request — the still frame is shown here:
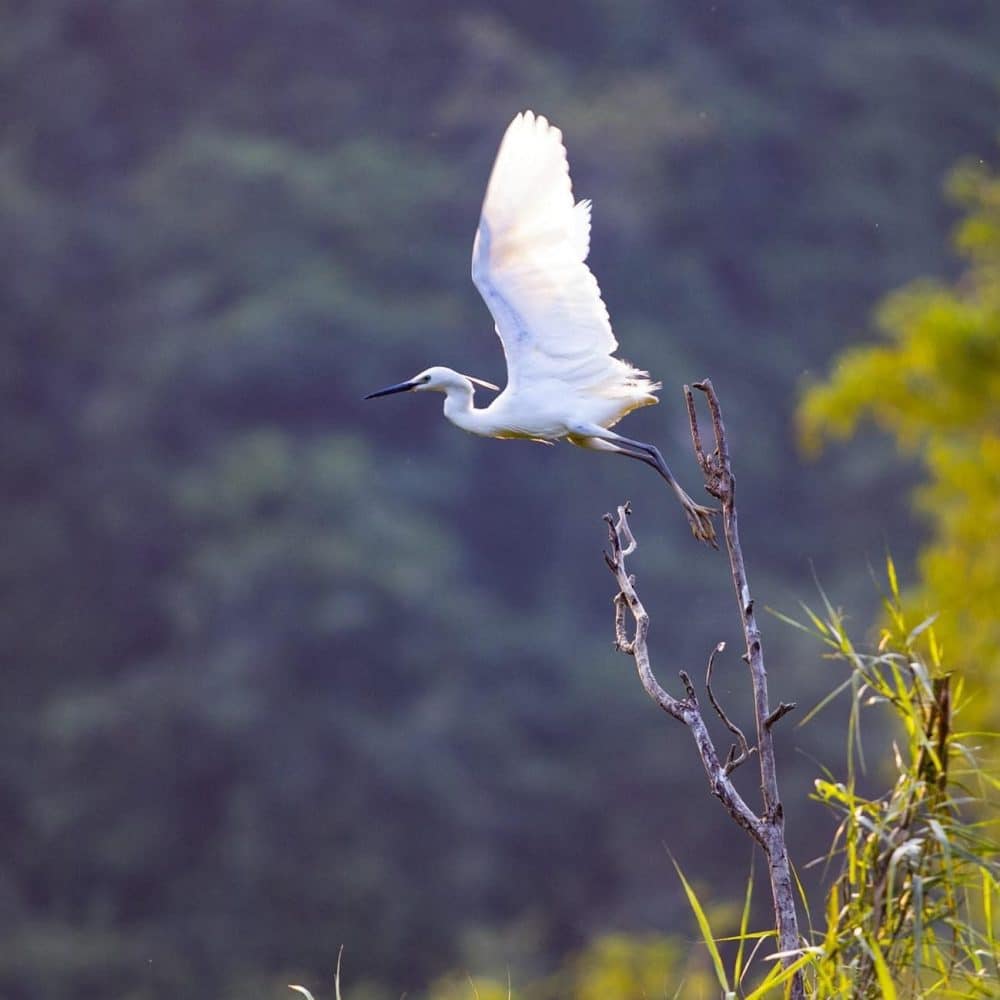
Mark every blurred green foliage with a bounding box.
[428,932,719,1000]
[2,1,999,997]
[800,156,1000,727]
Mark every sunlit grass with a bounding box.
[784,559,1000,998]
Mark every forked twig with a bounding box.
[604,504,762,842]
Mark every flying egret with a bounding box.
[365,110,716,545]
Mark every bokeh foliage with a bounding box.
[427,933,717,1000]
[799,156,1000,727]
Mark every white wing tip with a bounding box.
[511,109,560,141]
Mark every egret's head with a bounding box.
[364,366,498,399]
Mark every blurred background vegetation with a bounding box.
[2,1,998,997]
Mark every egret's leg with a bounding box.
[591,438,664,477]
[579,430,717,547]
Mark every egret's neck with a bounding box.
[442,381,491,436]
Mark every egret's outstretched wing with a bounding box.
[472,111,652,397]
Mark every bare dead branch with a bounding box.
[678,670,697,703]
[604,381,804,998]
[604,505,763,844]
[612,591,633,654]
[688,378,804,997]
[685,384,710,475]
[604,506,687,724]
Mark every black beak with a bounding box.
[364,379,420,400]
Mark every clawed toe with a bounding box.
[685,503,719,549]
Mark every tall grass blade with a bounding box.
[670,855,731,993]
[734,858,755,988]
[866,936,898,1000]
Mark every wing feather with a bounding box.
[471,111,655,399]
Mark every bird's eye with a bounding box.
[421,375,432,384]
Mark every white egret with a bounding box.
[365,110,716,545]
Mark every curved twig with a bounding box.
[704,641,754,774]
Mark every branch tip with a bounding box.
[765,702,797,730]
[678,670,697,703]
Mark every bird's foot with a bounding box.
[684,499,719,549]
